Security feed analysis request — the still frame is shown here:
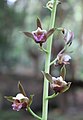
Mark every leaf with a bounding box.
[42,71,52,83]
[37,17,42,29]
[60,65,66,80]
[23,32,34,39]
[4,96,14,102]
[18,81,26,97]
[28,94,34,107]
[47,28,55,38]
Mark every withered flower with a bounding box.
[23,18,55,46]
[44,72,71,93]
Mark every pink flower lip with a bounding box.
[12,100,22,111]
[12,93,29,111]
[32,27,47,43]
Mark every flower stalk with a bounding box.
[42,0,58,120]
[27,107,42,120]
[46,93,59,100]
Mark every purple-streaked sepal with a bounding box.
[47,28,55,38]
[23,32,34,39]
[62,29,74,46]
[18,81,26,97]
[37,17,42,29]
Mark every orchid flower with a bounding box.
[5,82,33,111]
[44,72,71,93]
[23,18,55,47]
[55,53,71,66]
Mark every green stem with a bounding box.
[27,107,42,120]
[46,93,59,99]
[55,27,63,31]
[42,1,58,120]
[40,46,48,54]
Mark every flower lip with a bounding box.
[13,93,28,100]
[52,76,67,86]
[12,102,22,111]
[50,76,69,93]
[12,93,29,111]
[32,27,47,43]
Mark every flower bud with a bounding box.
[46,1,53,11]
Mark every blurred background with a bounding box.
[0,0,83,120]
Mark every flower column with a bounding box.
[42,0,58,120]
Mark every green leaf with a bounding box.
[4,96,14,102]
[18,81,26,97]
[60,65,66,80]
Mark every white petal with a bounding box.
[52,77,57,81]
[57,76,63,81]
[32,27,47,34]
[13,93,28,100]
